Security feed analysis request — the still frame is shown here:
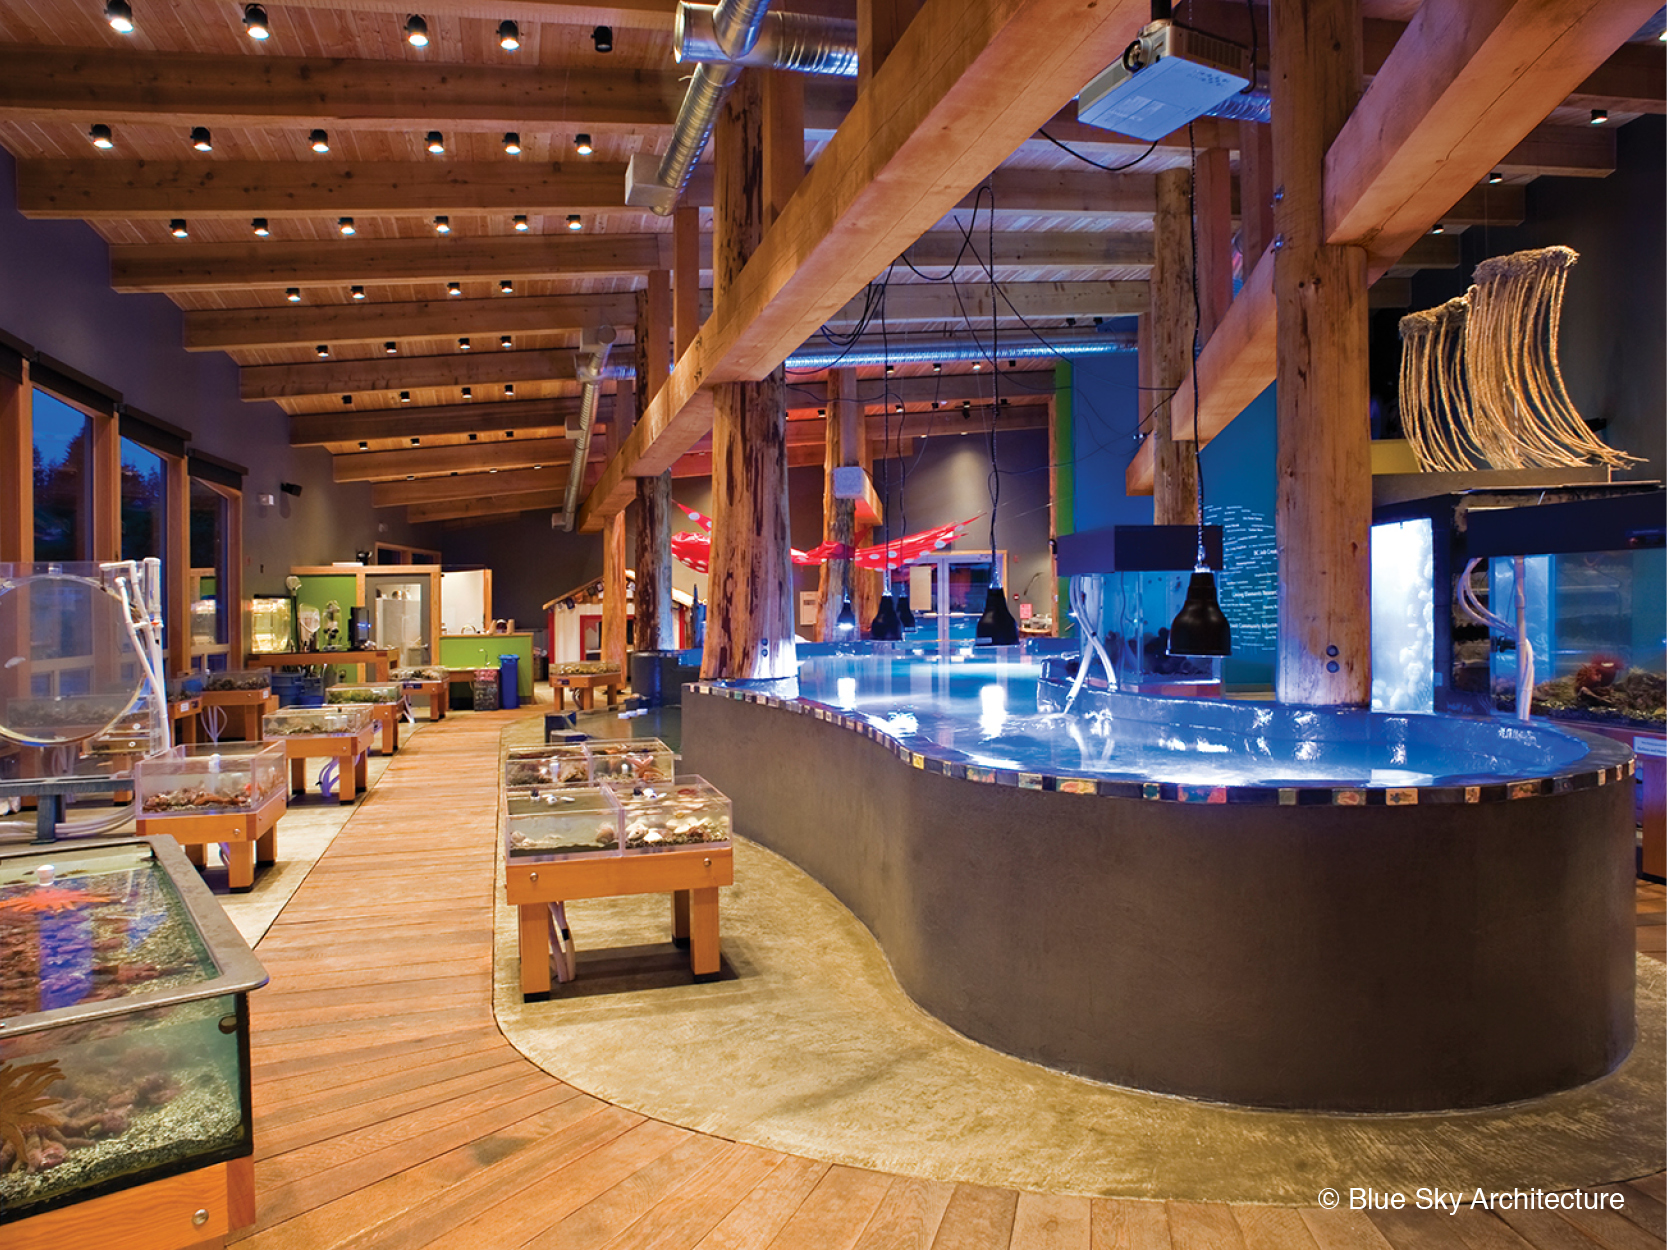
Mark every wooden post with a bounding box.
[762,70,805,226]
[166,456,190,675]
[1272,0,1371,706]
[1239,121,1276,273]
[858,0,923,90]
[1151,166,1199,528]
[0,361,31,561]
[600,509,628,674]
[1195,146,1235,340]
[700,68,797,682]
[634,271,676,652]
[816,368,858,641]
[673,206,701,361]
[91,411,121,563]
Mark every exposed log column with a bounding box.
[700,68,799,681]
[1272,0,1371,706]
[601,364,631,676]
[1194,145,1234,340]
[0,360,31,561]
[1151,166,1198,527]
[634,271,676,651]
[1239,121,1276,270]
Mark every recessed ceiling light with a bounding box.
[338,216,355,235]
[1430,223,1444,234]
[169,219,189,238]
[358,440,368,450]
[513,214,529,232]
[316,344,329,357]
[499,279,514,294]
[310,129,330,153]
[497,19,519,50]
[1590,108,1609,125]
[462,386,473,399]
[433,215,450,234]
[505,384,515,397]
[88,124,114,149]
[251,217,270,237]
[1487,171,1503,184]
[574,134,593,156]
[384,341,397,355]
[404,14,428,47]
[351,285,366,300]
[566,214,582,232]
[105,0,134,34]
[286,287,301,302]
[190,126,212,152]
[446,281,462,296]
[591,24,612,52]
[500,335,512,349]
[458,337,471,350]
[425,130,446,154]
[342,394,353,404]
[243,4,269,39]
[503,132,521,156]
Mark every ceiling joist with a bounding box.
[241,345,606,400]
[290,395,587,445]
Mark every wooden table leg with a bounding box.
[182,842,207,868]
[606,684,619,709]
[355,749,368,794]
[256,827,277,865]
[289,757,304,797]
[338,750,357,804]
[671,890,691,948]
[519,903,552,996]
[226,841,255,892]
[435,685,448,720]
[688,886,720,981]
[578,687,594,712]
[381,710,396,755]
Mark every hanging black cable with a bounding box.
[976,182,1019,645]
[1036,128,1161,174]
[870,282,903,640]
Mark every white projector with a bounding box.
[1077,21,1251,141]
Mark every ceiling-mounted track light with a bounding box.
[105,0,134,34]
[88,124,114,149]
[591,24,612,52]
[251,218,269,236]
[500,335,512,349]
[341,394,353,404]
[169,219,189,238]
[566,214,582,231]
[190,126,212,151]
[425,131,445,154]
[503,132,521,155]
[404,14,428,46]
[513,214,529,232]
[499,279,514,294]
[433,215,450,234]
[384,341,397,355]
[400,392,411,403]
[462,386,473,399]
[504,384,515,397]
[285,287,301,302]
[315,344,329,358]
[497,19,519,50]
[458,337,471,350]
[350,285,366,300]
[338,216,355,235]
[446,281,462,296]
[242,3,269,39]
[574,134,593,156]
[309,128,329,153]
[1590,108,1609,125]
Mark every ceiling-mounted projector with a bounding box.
[1077,19,1251,141]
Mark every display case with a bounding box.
[84,702,164,757]
[135,743,287,816]
[1371,517,1436,714]
[203,670,272,695]
[605,776,732,855]
[504,744,590,788]
[0,837,266,1229]
[249,597,296,654]
[261,703,374,737]
[503,786,621,861]
[325,682,403,705]
[583,738,677,784]
[1101,571,1225,695]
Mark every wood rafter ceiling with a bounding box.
[0,0,1658,523]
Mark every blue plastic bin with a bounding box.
[498,654,521,710]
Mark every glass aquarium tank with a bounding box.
[503,786,622,861]
[1489,546,1666,730]
[249,597,296,654]
[1371,518,1436,714]
[84,701,164,758]
[261,704,374,737]
[135,743,287,816]
[0,837,266,1226]
[605,776,732,855]
[583,738,677,784]
[202,670,271,695]
[1098,570,1224,695]
[504,745,590,789]
[325,683,402,705]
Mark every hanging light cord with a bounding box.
[1187,122,1208,569]
[987,181,1003,584]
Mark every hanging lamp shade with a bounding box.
[870,595,903,641]
[896,591,916,630]
[1168,570,1233,656]
[975,586,1019,645]
[836,597,857,635]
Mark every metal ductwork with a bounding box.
[1204,86,1269,124]
[625,0,857,216]
[561,326,617,531]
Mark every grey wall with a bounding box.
[0,148,424,597]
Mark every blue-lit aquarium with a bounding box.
[1370,517,1436,714]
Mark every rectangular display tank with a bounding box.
[503,786,622,861]
[582,738,677,784]
[202,670,272,695]
[248,597,296,654]
[135,743,287,816]
[504,744,590,789]
[605,776,733,855]
[261,703,374,737]
[0,837,266,1225]
[325,683,403,705]
[1101,571,1225,695]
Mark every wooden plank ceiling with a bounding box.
[0,0,1656,524]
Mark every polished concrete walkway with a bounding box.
[229,708,1667,1249]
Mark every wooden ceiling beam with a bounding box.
[111,235,666,292]
[785,370,1056,410]
[241,346,602,401]
[290,396,584,445]
[185,292,638,352]
[406,488,573,524]
[1494,123,1617,179]
[372,464,568,506]
[336,436,577,482]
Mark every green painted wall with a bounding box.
[438,634,534,697]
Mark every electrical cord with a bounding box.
[1037,127,1161,174]
[1186,122,1209,566]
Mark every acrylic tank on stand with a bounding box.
[261,704,374,737]
[604,777,732,854]
[504,786,622,861]
[135,743,287,816]
[0,837,266,1231]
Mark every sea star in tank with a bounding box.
[0,886,118,916]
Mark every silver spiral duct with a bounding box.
[1204,86,1270,124]
[677,5,858,76]
[561,327,617,531]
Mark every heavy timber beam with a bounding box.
[832,281,1149,325]
[1126,0,1651,495]
[111,236,665,293]
[242,348,600,401]
[407,488,573,524]
[577,0,1156,531]
[786,370,1056,411]
[290,396,582,445]
[185,293,639,353]
[333,437,574,482]
[372,464,568,507]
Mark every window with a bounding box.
[32,389,92,562]
[120,436,166,563]
[189,477,229,653]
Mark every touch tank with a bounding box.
[202,671,272,694]
[248,598,295,654]
[135,744,287,816]
[504,745,590,789]
[504,786,621,861]
[324,683,404,705]
[582,738,676,784]
[605,776,732,855]
[261,704,374,737]
[0,837,266,1225]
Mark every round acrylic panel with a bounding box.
[0,573,147,746]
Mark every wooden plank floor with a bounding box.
[229,712,1667,1250]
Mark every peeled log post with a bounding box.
[1272,0,1371,706]
[634,273,676,651]
[1152,165,1199,528]
[816,366,858,641]
[1195,146,1234,341]
[601,509,628,674]
[700,68,797,682]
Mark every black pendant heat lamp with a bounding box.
[896,592,916,630]
[1168,571,1232,656]
[975,586,1020,646]
[835,597,856,636]
[869,596,903,641]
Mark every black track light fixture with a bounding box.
[404,14,428,46]
[504,384,515,397]
[400,391,411,403]
[190,126,213,151]
[446,281,462,296]
[350,285,366,300]
[461,386,473,400]
[89,124,114,150]
[513,214,529,232]
[243,3,269,39]
[425,130,445,154]
[499,279,514,294]
[433,215,450,234]
[1590,108,1609,125]
[341,394,353,405]
[384,341,397,355]
[338,216,355,235]
[497,19,520,50]
[251,218,269,236]
[574,133,593,156]
[503,132,521,155]
[315,344,329,358]
[500,335,512,349]
[566,214,582,231]
[105,0,134,34]
[1167,570,1232,657]
[869,596,903,642]
[458,336,471,350]
[169,219,188,238]
[309,128,329,153]
[591,24,612,51]
[285,287,301,302]
[836,597,856,636]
